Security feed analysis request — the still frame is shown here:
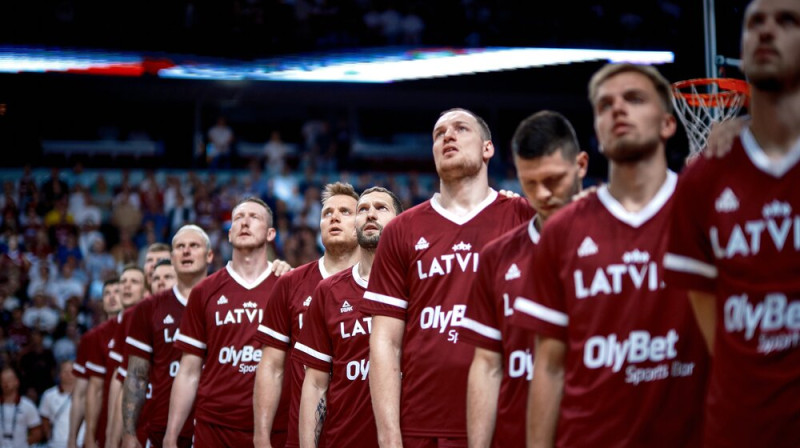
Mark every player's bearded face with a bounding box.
[741,0,800,92]
[229,202,273,250]
[432,111,492,181]
[356,192,397,249]
[594,72,675,163]
[320,195,358,250]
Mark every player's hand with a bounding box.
[272,259,293,277]
[121,434,142,448]
[572,185,599,202]
[701,116,749,162]
[498,189,521,198]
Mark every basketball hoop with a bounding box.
[671,78,749,155]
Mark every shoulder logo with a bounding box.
[415,237,430,251]
[340,300,353,313]
[217,295,228,305]
[715,188,739,213]
[163,314,174,324]
[452,241,472,252]
[505,263,521,281]
[762,200,792,219]
[577,237,598,257]
[303,296,312,307]
[243,301,258,309]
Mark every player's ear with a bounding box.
[483,140,495,162]
[661,114,677,140]
[575,151,589,179]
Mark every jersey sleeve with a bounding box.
[107,318,126,375]
[293,282,334,372]
[84,329,108,378]
[255,274,293,350]
[511,223,568,341]
[174,283,208,357]
[73,330,93,378]
[126,299,155,362]
[361,218,410,320]
[663,162,718,293]
[459,245,503,352]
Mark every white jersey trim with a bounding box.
[597,170,677,228]
[363,291,408,309]
[257,324,290,343]
[225,261,274,290]
[663,253,718,279]
[318,257,331,279]
[352,264,368,289]
[741,126,800,178]
[109,350,123,363]
[175,332,207,350]
[85,361,106,374]
[126,336,153,354]
[528,217,540,244]
[173,285,188,306]
[513,297,568,327]
[117,366,127,378]
[459,317,501,341]
[73,363,86,374]
[430,189,499,225]
[294,342,333,364]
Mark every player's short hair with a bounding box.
[512,110,581,160]
[172,224,211,251]
[360,186,405,215]
[121,264,145,278]
[153,259,172,270]
[233,196,274,226]
[321,182,359,206]
[146,242,171,254]
[588,63,673,114]
[102,277,119,290]
[438,108,492,141]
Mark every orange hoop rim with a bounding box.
[672,78,750,108]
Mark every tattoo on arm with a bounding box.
[314,396,326,447]
[122,355,151,436]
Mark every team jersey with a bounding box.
[174,262,277,431]
[255,258,330,446]
[362,191,533,437]
[73,327,99,379]
[294,264,376,447]
[663,131,800,448]
[459,218,538,447]
[512,172,708,447]
[126,286,192,438]
[84,316,119,446]
[107,312,126,381]
[113,303,153,444]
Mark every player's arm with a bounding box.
[85,376,104,448]
[688,290,716,354]
[253,346,286,448]
[121,355,151,448]
[298,367,330,448]
[529,335,565,448]
[68,377,88,448]
[369,315,405,448]
[105,376,123,448]
[467,347,503,448]
[164,352,202,448]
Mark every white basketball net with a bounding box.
[671,80,748,156]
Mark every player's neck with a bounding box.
[176,272,206,300]
[230,248,271,283]
[607,154,667,213]
[357,248,376,281]
[749,87,800,158]
[322,246,360,276]
[437,172,491,215]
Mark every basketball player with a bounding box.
[363,108,533,447]
[294,187,404,448]
[69,278,121,448]
[143,243,172,295]
[460,111,588,447]
[254,182,361,448]
[149,260,177,296]
[664,0,800,445]
[514,64,708,447]
[165,197,280,448]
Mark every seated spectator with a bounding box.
[263,130,291,175]
[0,367,42,447]
[110,230,138,269]
[22,293,60,333]
[40,361,82,448]
[19,330,57,403]
[84,237,115,283]
[6,308,30,351]
[166,191,196,238]
[49,262,85,310]
[27,261,59,302]
[51,322,79,365]
[206,116,234,169]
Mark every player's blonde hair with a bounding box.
[588,63,673,114]
[321,182,358,206]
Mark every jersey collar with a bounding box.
[741,126,800,178]
[352,263,368,289]
[430,188,498,225]
[172,285,188,306]
[528,217,540,244]
[225,261,273,290]
[597,170,677,228]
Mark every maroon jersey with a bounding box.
[84,317,120,446]
[74,327,99,379]
[362,192,533,437]
[512,172,708,447]
[126,286,192,438]
[459,219,538,447]
[294,264,376,447]
[174,263,278,431]
[255,258,329,447]
[664,132,800,448]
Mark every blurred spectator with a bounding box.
[51,323,79,365]
[27,261,58,303]
[22,293,60,333]
[110,230,138,269]
[19,330,57,403]
[207,116,234,169]
[49,263,85,310]
[166,191,196,238]
[89,175,114,222]
[39,361,81,448]
[263,130,291,176]
[55,234,82,267]
[0,234,31,296]
[84,237,115,283]
[0,367,42,447]
[111,187,143,236]
[17,165,37,212]
[7,308,31,351]
[44,198,77,248]
[40,168,69,212]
